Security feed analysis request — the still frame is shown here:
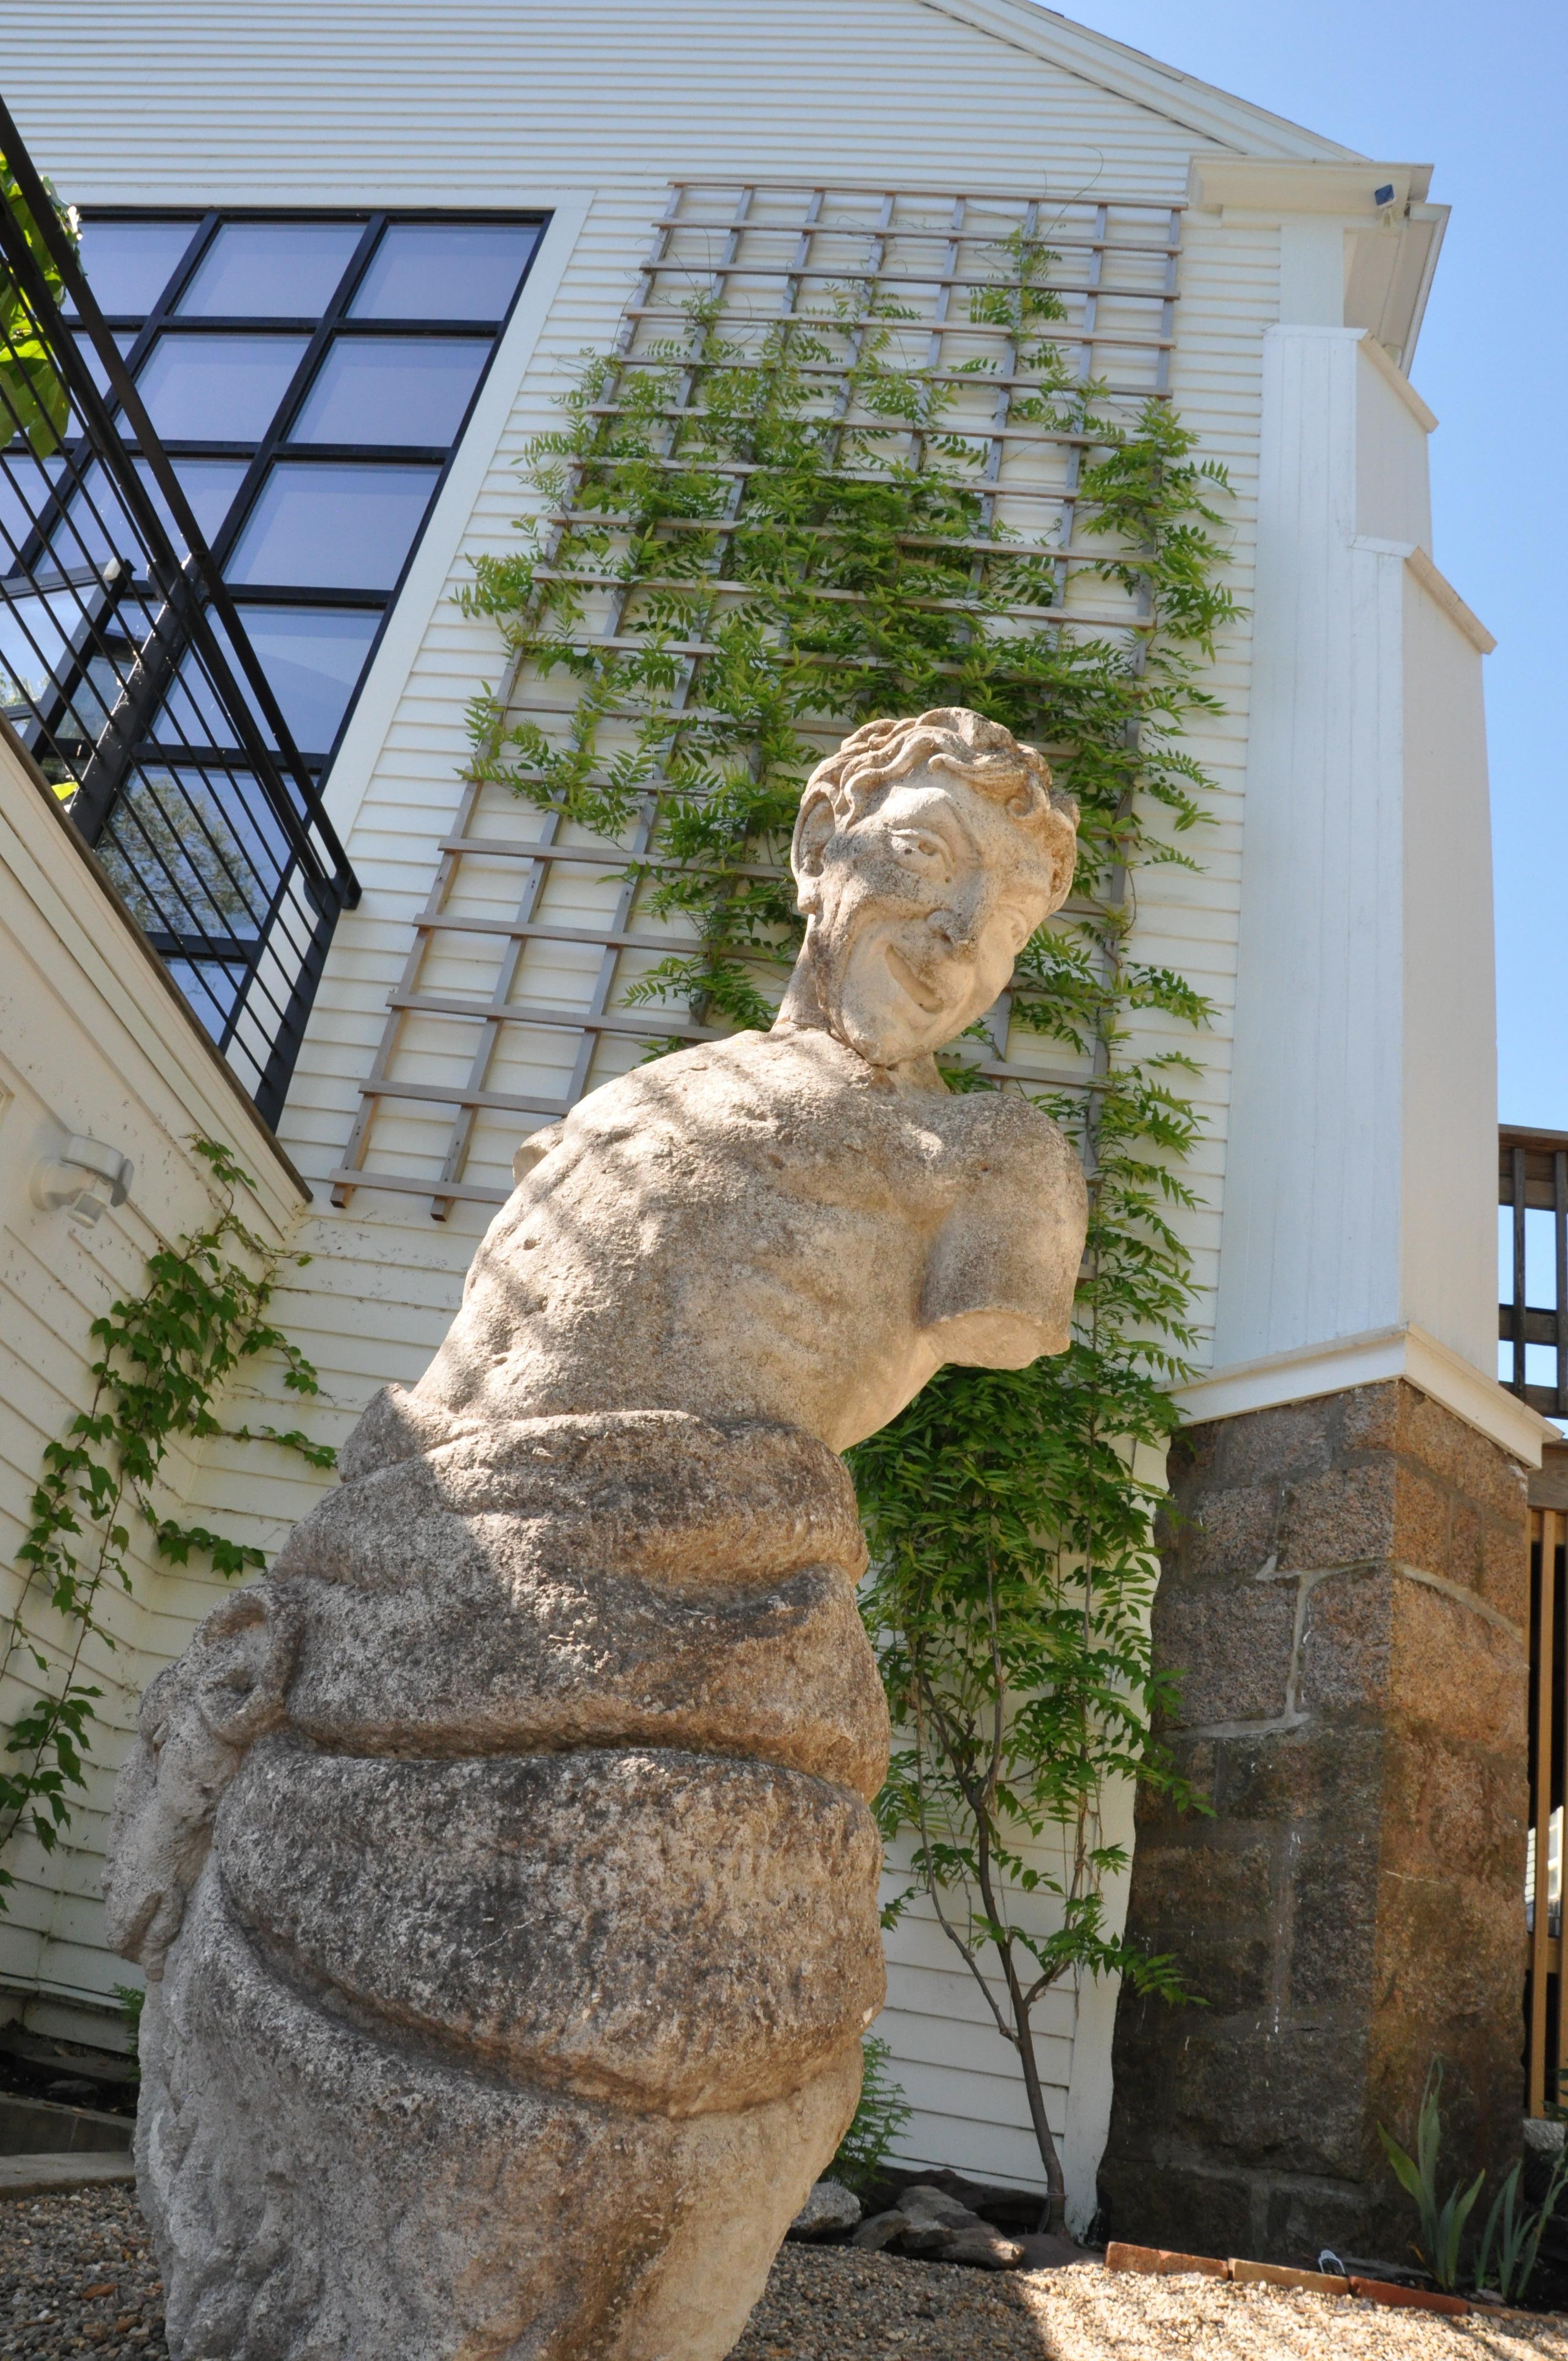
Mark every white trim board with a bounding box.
[320,191,593,845]
[918,0,1364,162]
[1170,1323,1555,1467]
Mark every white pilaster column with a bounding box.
[1210,324,1504,1418]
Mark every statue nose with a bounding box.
[927,906,978,955]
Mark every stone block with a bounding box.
[1286,1824,1380,2010]
[1177,1483,1281,1585]
[1479,1513,1530,1629]
[1157,2019,1373,2178]
[1263,2172,1402,2269]
[1154,1579,1299,1728]
[1295,1566,1393,1713]
[1211,1398,1335,1492]
[1097,2156,1257,2262]
[1386,1579,1527,1748]
[1389,1459,1455,1582]
[1395,1388,1529,1525]
[1379,1728,1527,1887]
[1122,1836,1275,1950]
[1336,1381,1402,1456]
[1216,1724,1382,1825]
[1279,1459,1397,1573]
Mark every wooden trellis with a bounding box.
[330,178,1184,1216]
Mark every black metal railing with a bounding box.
[0,107,358,1129]
[1501,1125,1568,1418]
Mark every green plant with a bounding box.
[1474,2146,1568,2305]
[1378,2063,1487,2293]
[0,1138,334,1906]
[461,227,1234,2230]
[0,152,78,456]
[829,2034,914,2193]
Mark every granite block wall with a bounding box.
[1098,1379,1530,2266]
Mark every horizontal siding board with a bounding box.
[0,0,1311,2226]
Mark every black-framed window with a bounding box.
[62,208,546,766]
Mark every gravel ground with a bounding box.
[732,2245,1568,2360]
[1,2188,166,2357]
[9,2188,1568,2359]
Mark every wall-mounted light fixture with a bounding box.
[31,1134,135,1227]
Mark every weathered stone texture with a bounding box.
[105,710,1091,2360]
[1099,1379,1530,2266]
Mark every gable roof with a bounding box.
[918,0,1366,161]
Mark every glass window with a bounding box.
[100,764,284,942]
[162,956,240,1036]
[74,219,198,318]
[349,222,537,320]
[0,586,77,709]
[62,457,249,568]
[177,221,366,320]
[290,337,489,447]
[225,461,438,590]
[71,331,135,400]
[0,456,65,566]
[134,333,310,441]
[235,606,379,747]
[158,605,379,754]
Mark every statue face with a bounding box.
[792,767,1064,1067]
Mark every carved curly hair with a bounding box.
[804,708,1078,851]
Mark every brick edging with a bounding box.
[1104,2243,1472,2316]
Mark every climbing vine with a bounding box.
[0,1139,334,1904]
[460,228,1237,2224]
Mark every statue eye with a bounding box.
[891,829,947,867]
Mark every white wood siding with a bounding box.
[0,732,307,2036]
[0,0,1425,2222]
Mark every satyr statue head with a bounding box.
[778,707,1079,1071]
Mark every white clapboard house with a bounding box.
[0,0,1539,2239]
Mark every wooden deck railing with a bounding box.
[1501,1127,1568,1418]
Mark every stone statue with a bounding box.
[105,708,1087,2360]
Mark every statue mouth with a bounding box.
[884,945,947,1018]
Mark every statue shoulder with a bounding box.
[946,1087,1087,1196]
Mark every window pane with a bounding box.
[290,337,489,446]
[349,222,536,320]
[225,461,438,590]
[99,765,285,944]
[72,330,135,400]
[158,604,379,754]
[75,219,197,318]
[239,605,379,747]
[0,586,77,710]
[134,333,310,440]
[0,455,65,567]
[61,458,249,568]
[177,221,366,319]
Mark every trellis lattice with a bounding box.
[330,178,1185,1216]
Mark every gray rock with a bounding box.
[105,710,1086,2359]
[789,2179,863,2238]
[938,2224,1026,2269]
[851,2209,914,2253]
[899,2184,981,2229]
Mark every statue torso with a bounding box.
[413,1026,1086,1451]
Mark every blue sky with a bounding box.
[1044,0,1567,1126]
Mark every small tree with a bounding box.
[852,1038,1208,2234]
